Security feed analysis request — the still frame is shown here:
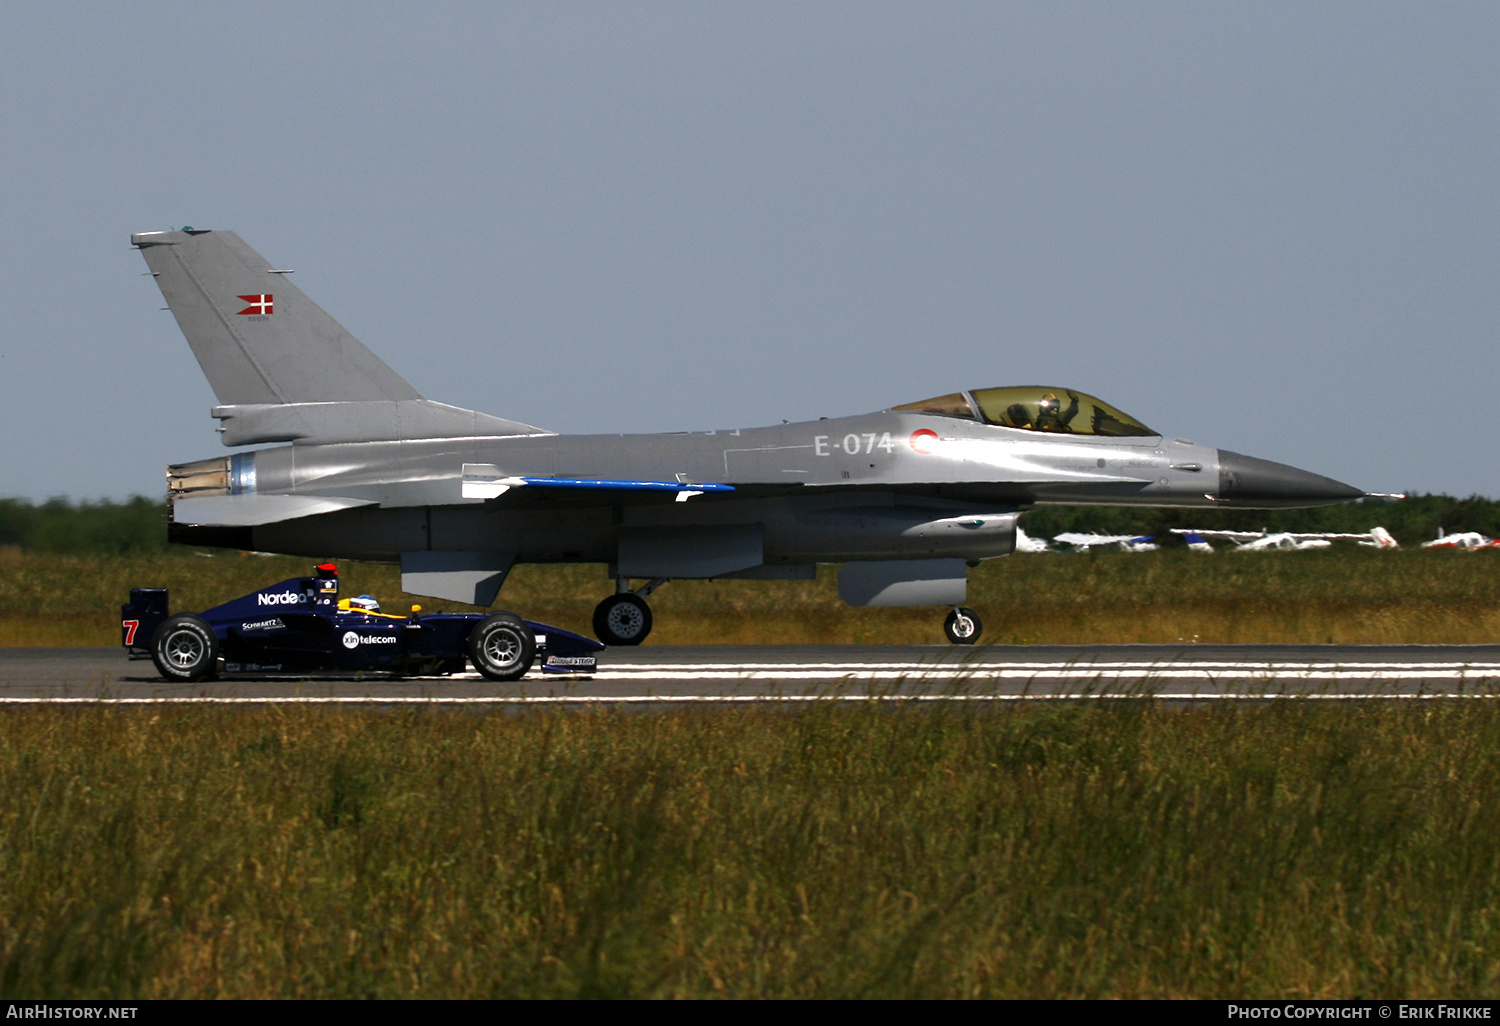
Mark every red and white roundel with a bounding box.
[909,429,940,454]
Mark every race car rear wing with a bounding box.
[122,589,169,657]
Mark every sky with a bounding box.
[1,2,1495,502]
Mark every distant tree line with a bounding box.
[0,497,171,554]
[0,493,1495,555]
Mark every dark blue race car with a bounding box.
[121,563,603,682]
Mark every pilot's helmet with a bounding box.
[1038,392,1060,416]
[348,595,380,613]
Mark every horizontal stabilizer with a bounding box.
[215,400,548,446]
[172,494,374,527]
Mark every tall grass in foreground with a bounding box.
[2,547,1497,646]
[3,702,1500,998]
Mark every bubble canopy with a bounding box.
[890,387,1157,438]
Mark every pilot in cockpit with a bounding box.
[1034,390,1081,432]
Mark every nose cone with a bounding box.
[1216,449,1364,508]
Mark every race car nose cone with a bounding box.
[1216,449,1364,508]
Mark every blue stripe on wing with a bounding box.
[518,478,735,492]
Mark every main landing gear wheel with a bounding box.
[151,614,220,682]
[593,593,653,646]
[468,612,536,681]
[944,607,983,645]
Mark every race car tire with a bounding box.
[943,607,983,645]
[592,593,652,646]
[151,614,220,682]
[468,612,536,682]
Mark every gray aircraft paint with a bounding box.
[136,229,1364,616]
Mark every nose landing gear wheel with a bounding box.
[593,593,653,646]
[944,607,982,645]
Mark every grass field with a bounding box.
[3,548,1498,998]
[4,700,1500,998]
[1,546,1496,647]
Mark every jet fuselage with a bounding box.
[172,409,1357,567]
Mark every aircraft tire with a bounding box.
[943,607,983,645]
[468,612,536,681]
[593,594,652,646]
[151,614,220,682]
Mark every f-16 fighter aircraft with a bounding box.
[133,228,1370,645]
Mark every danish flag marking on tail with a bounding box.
[236,294,273,315]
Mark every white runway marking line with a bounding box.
[593,663,1500,682]
[605,661,1500,672]
[606,666,1500,672]
[209,662,1500,684]
[85,661,1500,687]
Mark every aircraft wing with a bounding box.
[1169,529,1267,543]
[1283,530,1399,549]
[1054,532,1136,546]
[1053,532,1156,549]
[1173,528,1397,549]
[1225,533,1329,550]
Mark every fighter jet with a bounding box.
[133,228,1369,645]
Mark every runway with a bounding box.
[3,644,1500,703]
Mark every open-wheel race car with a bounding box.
[122,563,603,682]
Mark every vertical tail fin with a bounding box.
[132,228,422,405]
